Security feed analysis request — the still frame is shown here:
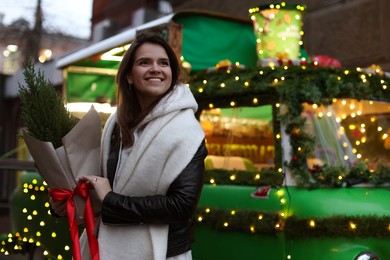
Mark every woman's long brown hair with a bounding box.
[115,32,181,147]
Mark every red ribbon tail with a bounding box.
[50,183,100,260]
[83,189,100,260]
[66,195,82,260]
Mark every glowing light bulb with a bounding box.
[309,220,315,228]
[349,222,357,230]
[250,226,255,233]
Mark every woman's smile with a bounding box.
[128,42,173,109]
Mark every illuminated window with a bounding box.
[200,106,274,171]
[304,99,390,168]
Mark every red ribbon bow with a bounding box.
[49,182,99,260]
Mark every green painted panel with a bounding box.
[198,185,390,216]
[67,72,116,103]
[198,184,283,212]
[220,105,273,120]
[193,226,285,260]
[285,187,390,218]
[173,14,258,71]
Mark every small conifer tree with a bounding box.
[18,60,78,148]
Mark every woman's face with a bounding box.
[128,42,172,110]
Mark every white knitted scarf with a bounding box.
[89,84,205,260]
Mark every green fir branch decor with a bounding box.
[203,168,283,187]
[189,65,390,187]
[18,60,78,148]
[195,206,390,238]
[195,206,280,236]
[284,215,390,239]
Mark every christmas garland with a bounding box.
[203,168,283,187]
[189,65,390,187]
[284,215,390,239]
[195,206,279,236]
[195,206,390,239]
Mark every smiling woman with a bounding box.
[49,32,208,260]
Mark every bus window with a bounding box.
[200,105,274,171]
[303,99,390,169]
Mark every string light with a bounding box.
[349,221,357,230]
[309,220,315,228]
[0,179,73,259]
[250,226,255,233]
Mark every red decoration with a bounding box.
[49,182,99,260]
[311,55,342,68]
[277,59,293,66]
[292,128,300,138]
[300,60,308,66]
[309,164,322,174]
[251,185,271,199]
[90,54,102,63]
[351,129,362,140]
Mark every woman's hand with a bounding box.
[80,176,112,202]
[48,191,67,217]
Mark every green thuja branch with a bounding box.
[18,60,78,148]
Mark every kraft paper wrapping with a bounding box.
[23,106,101,223]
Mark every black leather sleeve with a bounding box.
[101,140,207,225]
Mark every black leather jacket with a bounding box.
[101,139,207,258]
